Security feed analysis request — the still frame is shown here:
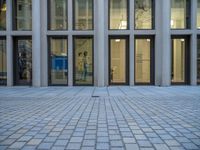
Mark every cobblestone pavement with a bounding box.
[0,86,200,150]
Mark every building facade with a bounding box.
[0,0,200,87]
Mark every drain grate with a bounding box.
[91,95,100,98]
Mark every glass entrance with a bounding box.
[171,36,190,84]
[198,36,200,84]
[109,37,129,85]
[14,37,32,85]
[135,36,154,84]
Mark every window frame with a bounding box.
[134,0,155,30]
[171,35,190,85]
[48,36,68,86]
[73,35,94,86]
[134,35,155,85]
[47,0,68,31]
[108,35,130,85]
[108,0,129,30]
[73,0,94,31]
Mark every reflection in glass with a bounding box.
[0,0,6,30]
[171,0,189,29]
[0,38,6,85]
[14,0,32,30]
[197,38,200,83]
[135,38,151,83]
[15,38,32,85]
[171,38,185,83]
[49,0,67,30]
[74,0,93,30]
[197,0,200,29]
[135,0,153,29]
[110,39,126,84]
[74,37,93,85]
[49,37,68,85]
[109,0,128,30]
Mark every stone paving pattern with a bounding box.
[0,86,200,150]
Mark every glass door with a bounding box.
[14,37,32,85]
[171,36,190,84]
[135,36,154,85]
[109,36,129,85]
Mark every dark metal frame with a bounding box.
[12,0,32,31]
[171,0,191,30]
[171,35,190,85]
[73,35,94,86]
[72,0,94,31]
[47,0,68,31]
[108,36,129,85]
[48,36,68,86]
[134,0,155,30]
[134,35,155,85]
[0,36,6,86]
[13,36,32,86]
[108,0,129,30]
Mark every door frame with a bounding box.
[73,35,94,86]
[171,35,190,85]
[108,36,129,85]
[48,36,68,86]
[13,36,32,86]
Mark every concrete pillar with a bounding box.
[40,0,48,86]
[32,0,41,87]
[6,0,13,86]
[190,0,197,85]
[96,0,105,86]
[161,0,171,86]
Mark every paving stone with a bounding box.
[38,142,53,149]
[125,144,139,150]
[27,139,42,145]
[9,142,26,149]
[96,142,109,149]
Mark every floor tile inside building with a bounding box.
[0,86,200,150]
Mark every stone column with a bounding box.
[190,0,197,85]
[32,0,41,87]
[96,0,105,86]
[6,0,13,86]
[161,0,171,86]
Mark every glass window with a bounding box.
[110,37,128,84]
[74,37,93,85]
[49,37,68,85]
[0,37,6,85]
[197,0,200,29]
[171,0,190,29]
[0,0,6,30]
[171,37,189,84]
[135,37,154,84]
[109,0,128,30]
[74,0,93,30]
[135,0,153,29]
[48,0,67,30]
[197,37,200,83]
[13,0,32,30]
[14,37,32,85]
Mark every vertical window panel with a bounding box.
[0,38,6,85]
[109,0,128,30]
[74,37,93,85]
[13,0,32,30]
[171,0,190,29]
[14,37,32,85]
[48,0,67,30]
[49,37,68,85]
[171,37,190,84]
[135,38,153,84]
[135,0,153,29]
[74,0,93,30]
[109,37,129,85]
[0,0,6,30]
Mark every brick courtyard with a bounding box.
[0,86,200,150]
